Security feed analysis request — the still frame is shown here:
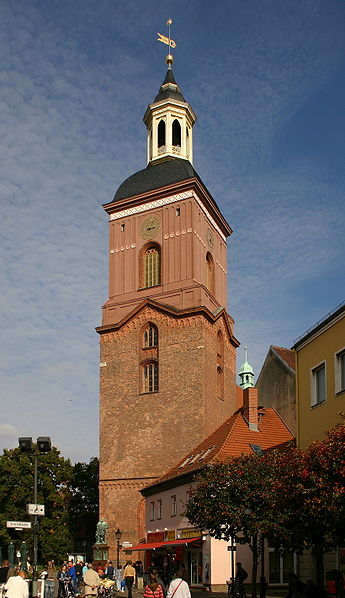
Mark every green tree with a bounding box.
[69,457,99,556]
[185,454,278,598]
[0,446,73,562]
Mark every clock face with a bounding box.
[207,227,214,249]
[141,215,161,240]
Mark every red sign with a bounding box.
[147,531,165,542]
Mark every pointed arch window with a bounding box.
[143,323,158,348]
[158,120,166,149]
[206,252,215,294]
[217,330,224,400]
[172,119,181,147]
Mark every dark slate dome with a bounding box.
[113,158,198,202]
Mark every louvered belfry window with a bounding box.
[145,246,160,287]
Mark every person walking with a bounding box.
[144,572,164,598]
[166,570,190,598]
[57,565,71,598]
[4,571,29,598]
[83,564,101,598]
[44,561,56,598]
[123,561,136,598]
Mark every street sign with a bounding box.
[7,521,32,530]
[227,546,237,551]
[26,504,45,516]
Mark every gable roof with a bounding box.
[141,406,294,495]
[271,346,296,371]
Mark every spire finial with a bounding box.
[157,18,176,69]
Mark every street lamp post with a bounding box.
[19,436,51,598]
[259,533,266,598]
[115,529,122,569]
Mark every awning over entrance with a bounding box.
[129,537,202,551]
[129,541,164,551]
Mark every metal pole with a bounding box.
[116,538,120,569]
[259,533,266,598]
[32,451,38,598]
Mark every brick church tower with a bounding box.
[97,51,239,556]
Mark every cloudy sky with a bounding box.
[1,0,344,462]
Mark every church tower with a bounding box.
[97,48,239,555]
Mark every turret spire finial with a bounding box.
[157,18,176,69]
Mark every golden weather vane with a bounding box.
[157,18,176,50]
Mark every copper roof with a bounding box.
[144,407,294,491]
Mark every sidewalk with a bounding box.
[131,586,288,598]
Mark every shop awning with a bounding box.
[128,541,164,551]
[129,537,201,551]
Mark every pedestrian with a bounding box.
[144,572,164,598]
[166,570,190,598]
[235,563,248,584]
[115,566,123,592]
[44,561,56,598]
[75,561,83,591]
[68,562,77,593]
[4,570,29,598]
[83,564,101,598]
[123,561,136,598]
[57,565,71,598]
[104,561,115,580]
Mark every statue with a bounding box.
[95,519,108,544]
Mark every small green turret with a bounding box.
[239,346,255,389]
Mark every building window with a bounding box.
[158,120,166,149]
[157,499,162,519]
[150,501,155,521]
[141,245,161,288]
[171,495,177,516]
[176,207,180,216]
[217,330,224,400]
[121,223,125,232]
[144,323,158,348]
[336,349,345,393]
[142,361,158,393]
[206,252,215,294]
[311,363,326,406]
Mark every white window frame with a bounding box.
[310,361,326,407]
[157,499,162,519]
[335,347,345,394]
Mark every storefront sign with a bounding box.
[165,530,176,541]
[178,528,201,539]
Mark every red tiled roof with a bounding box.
[271,346,295,370]
[144,407,294,490]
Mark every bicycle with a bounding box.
[227,578,246,598]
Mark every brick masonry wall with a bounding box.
[99,304,237,550]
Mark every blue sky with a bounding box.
[1,0,344,462]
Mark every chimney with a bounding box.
[243,387,259,430]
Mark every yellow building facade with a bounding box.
[293,301,345,450]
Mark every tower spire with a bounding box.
[144,20,196,165]
[239,346,255,389]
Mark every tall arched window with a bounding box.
[172,119,181,147]
[217,330,224,400]
[143,245,161,288]
[206,252,215,294]
[158,120,166,148]
[144,323,158,348]
[186,127,190,158]
[142,361,159,393]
